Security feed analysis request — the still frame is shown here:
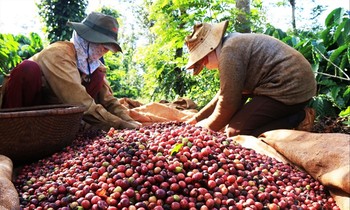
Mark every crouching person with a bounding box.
[0,12,141,131]
[185,21,316,137]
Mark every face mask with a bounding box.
[71,31,104,75]
[88,43,109,61]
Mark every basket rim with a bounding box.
[0,104,86,118]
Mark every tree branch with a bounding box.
[314,47,350,81]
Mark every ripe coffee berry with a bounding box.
[15,122,339,210]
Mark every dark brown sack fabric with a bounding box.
[0,155,20,210]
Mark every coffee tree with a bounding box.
[37,0,88,43]
[0,33,43,84]
[265,8,350,120]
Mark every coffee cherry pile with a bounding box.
[14,122,339,210]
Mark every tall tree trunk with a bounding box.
[236,0,251,33]
[289,0,297,33]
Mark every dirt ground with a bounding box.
[312,116,350,134]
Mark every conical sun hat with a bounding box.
[67,12,122,53]
[185,20,228,75]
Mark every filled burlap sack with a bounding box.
[230,135,292,165]
[0,155,19,210]
[258,129,350,210]
[259,129,350,194]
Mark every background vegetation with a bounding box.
[0,0,349,125]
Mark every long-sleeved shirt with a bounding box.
[195,33,317,131]
[28,41,135,130]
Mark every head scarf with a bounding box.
[71,31,107,76]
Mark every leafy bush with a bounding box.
[264,8,349,122]
[0,33,43,84]
[37,0,88,43]
[104,52,144,100]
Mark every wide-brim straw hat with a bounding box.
[67,12,122,53]
[185,20,228,75]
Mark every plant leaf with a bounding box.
[334,19,350,44]
[325,7,344,27]
[170,143,183,156]
[327,44,347,70]
[339,106,350,117]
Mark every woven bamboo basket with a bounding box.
[0,104,85,164]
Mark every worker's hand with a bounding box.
[120,120,142,129]
[186,117,197,125]
[195,119,210,129]
[128,109,151,122]
[131,120,143,128]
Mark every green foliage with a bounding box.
[264,8,350,119]
[133,1,349,117]
[134,0,265,106]
[0,34,21,75]
[312,8,350,119]
[15,33,44,60]
[104,50,144,99]
[37,0,88,43]
[1,1,349,123]
[98,7,121,19]
[0,33,43,75]
[98,6,144,100]
[185,70,220,109]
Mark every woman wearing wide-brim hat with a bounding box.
[0,12,142,130]
[185,21,316,137]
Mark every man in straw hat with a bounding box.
[185,21,316,137]
[0,12,142,130]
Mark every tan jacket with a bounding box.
[195,33,317,131]
[3,41,136,130]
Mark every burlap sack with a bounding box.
[128,102,197,126]
[230,135,292,165]
[164,97,198,110]
[258,129,350,210]
[259,129,350,194]
[118,97,144,109]
[0,155,19,210]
